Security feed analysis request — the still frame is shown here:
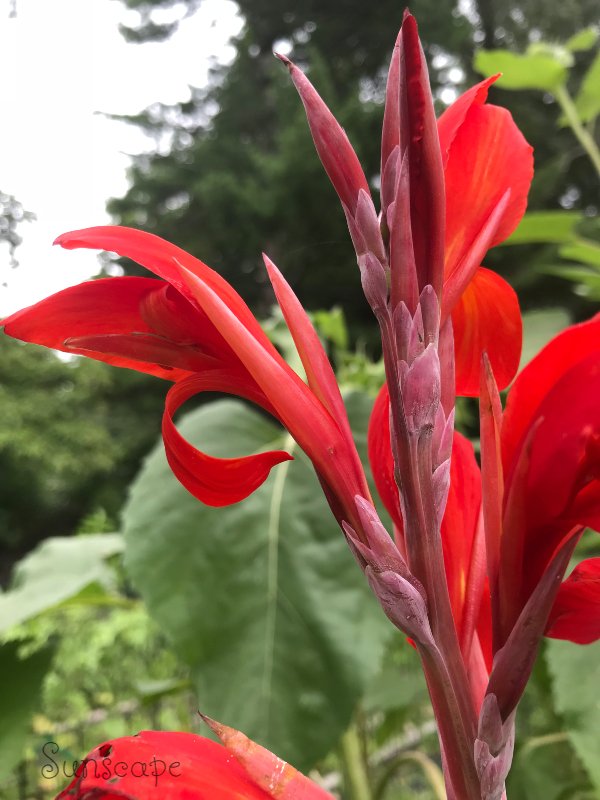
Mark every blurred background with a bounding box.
[1,0,599,797]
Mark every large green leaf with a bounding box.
[546,639,600,792]
[123,395,391,770]
[0,641,55,779]
[474,50,568,91]
[0,534,123,634]
[503,211,582,245]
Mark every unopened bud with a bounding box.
[358,252,388,313]
[355,190,387,262]
[474,695,516,800]
[432,458,451,526]
[400,343,441,434]
[365,566,434,645]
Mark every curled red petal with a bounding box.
[55,731,274,799]
[546,558,600,644]
[441,87,533,281]
[2,277,196,381]
[171,260,364,523]
[452,267,522,396]
[163,371,292,506]
[54,226,278,356]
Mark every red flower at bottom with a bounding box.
[56,725,333,800]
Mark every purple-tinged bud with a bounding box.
[380,144,400,217]
[365,566,434,645]
[276,52,370,217]
[358,253,388,314]
[400,343,441,435]
[388,149,419,313]
[355,190,387,262]
[474,694,516,800]
[432,407,455,470]
[392,301,413,362]
[418,285,441,347]
[407,304,425,363]
[343,497,431,642]
[432,458,451,526]
[343,204,367,255]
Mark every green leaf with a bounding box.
[0,534,123,634]
[474,49,568,91]
[545,266,600,300]
[559,238,600,268]
[503,211,582,245]
[123,396,391,770]
[573,51,600,123]
[546,639,600,792]
[0,641,55,779]
[520,309,570,370]
[565,28,599,52]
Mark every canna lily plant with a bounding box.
[3,11,599,800]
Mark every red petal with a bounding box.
[263,254,369,500]
[502,314,600,471]
[441,433,482,644]
[367,383,403,529]
[440,84,533,283]
[202,716,335,800]
[2,277,196,380]
[518,351,600,562]
[437,76,498,168]
[546,558,600,644]
[55,731,274,799]
[54,226,278,356]
[262,255,350,430]
[452,267,522,396]
[478,352,505,626]
[163,372,292,506]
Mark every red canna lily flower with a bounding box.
[495,314,600,648]
[281,31,532,396]
[55,724,334,800]
[2,227,370,533]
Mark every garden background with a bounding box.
[1,0,599,797]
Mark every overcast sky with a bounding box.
[0,0,243,315]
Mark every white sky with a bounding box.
[0,0,243,315]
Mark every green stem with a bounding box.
[374,750,446,800]
[340,724,373,800]
[554,84,600,178]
